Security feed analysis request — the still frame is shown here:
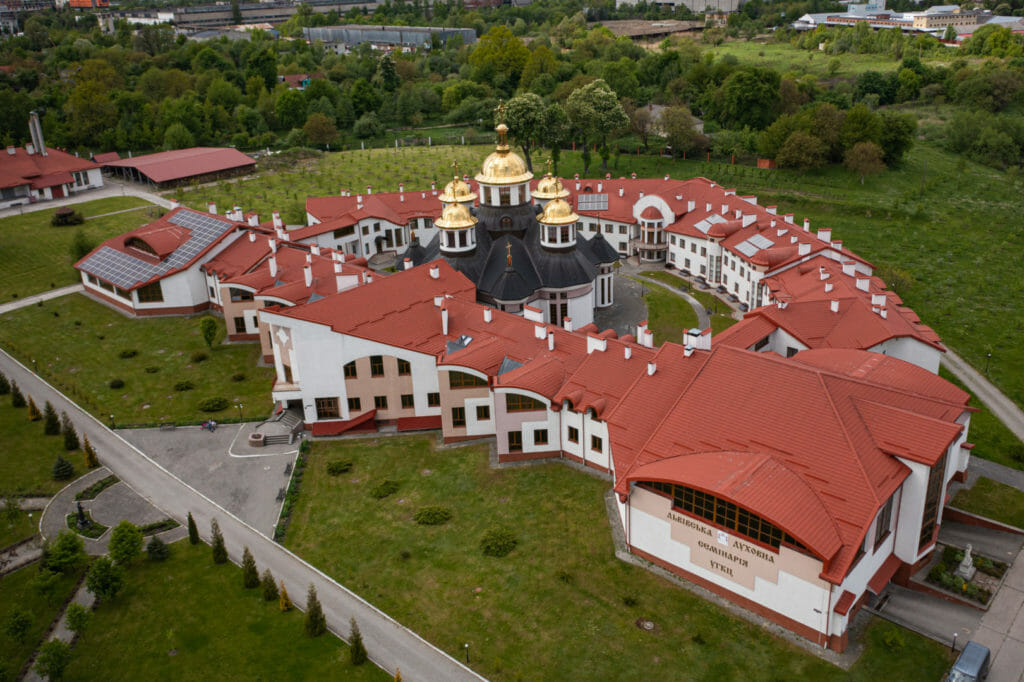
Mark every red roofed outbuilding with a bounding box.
[101,147,256,188]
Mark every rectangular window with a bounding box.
[919,453,947,550]
[448,371,487,388]
[690,242,696,253]
[451,406,466,427]
[229,287,254,302]
[508,430,522,451]
[362,225,369,236]
[333,225,355,239]
[534,428,548,445]
[401,394,414,409]
[427,392,440,407]
[315,397,340,419]
[370,355,385,377]
[344,361,357,379]
[374,395,388,410]
[753,336,770,352]
[476,405,490,421]
[701,247,707,256]
[397,359,411,375]
[591,435,603,452]
[347,397,361,411]
[619,225,626,234]
[567,426,579,443]
[604,224,613,234]
[233,317,246,334]
[499,186,511,206]
[505,393,544,412]
[874,496,894,549]
[136,281,164,303]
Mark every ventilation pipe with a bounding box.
[647,362,657,375]
[441,307,449,335]
[483,308,492,323]
[429,265,440,280]
[547,331,554,352]
[303,265,312,288]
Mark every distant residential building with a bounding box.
[793,0,997,35]
[279,73,324,90]
[614,0,744,15]
[303,25,477,54]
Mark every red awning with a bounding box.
[310,409,377,436]
[833,590,856,616]
[868,554,902,594]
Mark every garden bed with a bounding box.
[74,474,119,501]
[138,518,179,536]
[66,511,107,539]
[924,544,1007,605]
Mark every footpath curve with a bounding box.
[0,348,484,682]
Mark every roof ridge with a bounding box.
[815,370,880,511]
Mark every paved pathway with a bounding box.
[0,179,171,221]
[0,349,483,682]
[942,349,1024,444]
[22,580,95,682]
[0,285,83,316]
[0,497,49,511]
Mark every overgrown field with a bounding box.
[285,435,952,681]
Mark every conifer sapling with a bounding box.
[26,396,41,421]
[0,371,9,395]
[242,546,259,588]
[187,512,199,545]
[83,435,99,469]
[350,617,367,665]
[43,401,60,435]
[211,518,227,564]
[305,583,326,636]
[261,568,278,601]
[11,381,25,408]
[61,412,80,451]
[279,581,293,611]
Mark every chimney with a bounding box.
[880,308,888,319]
[334,262,345,292]
[483,308,492,323]
[616,187,622,197]
[586,334,607,354]
[547,331,554,352]
[563,316,572,332]
[534,325,547,340]
[664,174,670,181]
[403,257,412,270]
[208,202,217,215]
[832,241,843,251]
[686,327,711,351]
[639,191,644,198]
[683,345,694,358]
[431,182,436,194]
[830,300,840,313]
[366,185,372,195]
[232,206,243,221]
[803,218,810,231]
[644,329,653,348]
[441,306,449,335]
[798,243,811,256]
[819,267,829,281]
[842,262,856,277]
[268,256,277,277]
[310,243,320,256]
[824,282,833,293]
[248,231,256,242]
[647,361,657,375]
[871,293,887,307]
[817,228,832,243]
[25,142,35,155]
[272,211,282,229]
[597,182,602,192]
[303,265,312,287]
[247,214,259,227]
[429,265,439,280]
[356,194,362,203]
[722,204,728,215]
[856,278,870,292]
[28,111,47,156]
[631,172,637,179]
[524,306,544,323]
[433,296,443,307]
[268,239,277,253]
[624,346,631,360]
[706,202,712,212]
[276,227,286,241]
[6,146,14,155]
[305,253,312,264]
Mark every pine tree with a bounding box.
[26,396,41,421]
[349,617,367,665]
[279,581,293,611]
[187,512,199,545]
[11,381,25,408]
[61,412,80,451]
[394,669,403,682]
[211,518,227,564]
[0,371,9,395]
[261,568,278,601]
[146,535,170,561]
[43,401,60,435]
[52,455,74,481]
[83,435,99,469]
[242,546,259,588]
[304,584,326,636]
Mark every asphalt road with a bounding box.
[2,348,484,682]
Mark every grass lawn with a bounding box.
[0,197,155,300]
[638,270,738,334]
[64,541,388,681]
[0,561,85,682]
[706,39,904,78]
[938,367,1024,471]
[286,435,952,681]
[0,294,274,426]
[0,400,83,496]
[951,478,1024,530]
[629,277,699,344]
[0,509,39,548]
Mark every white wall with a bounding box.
[869,337,941,374]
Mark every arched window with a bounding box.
[500,216,513,230]
[125,237,157,257]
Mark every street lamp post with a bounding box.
[985,353,992,375]
[109,414,115,429]
[464,642,470,664]
[235,403,244,421]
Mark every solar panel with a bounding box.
[79,209,235,290]
[734,233,776,258]
[694,214,726,234]
[577,193,608,212]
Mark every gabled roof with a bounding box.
[102,147,255,184]
[0,146,98,190]
[300,191,440,238]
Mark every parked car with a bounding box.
[947,641,991,681]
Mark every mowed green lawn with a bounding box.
[0,295,274,425]
[951,477,1024,530]
[629,277,699,345]
[638,270,739,334]
[0,561,85,682]
[286,435,952,681]
[705,39,904,77]
[938,367,1023,471]
[0,509,39,548]
[64,541,389,681]
[0,197,155,300]
[0,399,83,496]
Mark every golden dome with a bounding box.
[435,202,477,230]
[532,173,569,200]
[474,123,533,186]
[439,176,477,204]
[539,198,579,226]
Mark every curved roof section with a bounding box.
[435,202,477,230]
[475,124,533,186]
[639,205,663,220]
[532,173,569,200]
[439,176,477,204]
[539,198,579,226]
[126,225,190,259]
[625,450,843,560]
[707,219,743,238]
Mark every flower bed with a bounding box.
[925,545,1007,605]
[74,475,119,501]
[66,512,107,539]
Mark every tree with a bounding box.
[27,396,41,421]
[540,103,571,175]
[44,401,60,435]
[70,229,95,262]
[82,435,99,469]
[350,617,367,665]
[704,66,780,130]
[349,79,382,117]
[626,103,652,152]
[877,110,917,166]
[65,602,91,634]
[469,25,529,91]
[261,568,278,601]
[11,381,25,408]
[601,58,639,99]
[53,455,74,481]
[86,556,125,601]
[199,317,218,349]
[565,80,628,174]
[839,104,882,151]
[353,112,384,139]
[502,94,546,172]
[45,531,85,574]
[279,581,293,611]
[0,371,8,395]
[303,113,338,147]
[61,413,79,452]
[187,512,199,545]
[163,122,195,151]
[4,606,30,643]
[776,131,827,171]
[845,142,886,184]
[661,106,699,155]
[109,521,143,565]
[305,583,326,636]
[275,90,308,131]
[146,535,170,561]
[374,53,400,92]
[242,546,259,588]
[35,639,71,681]
[211,518,227,564]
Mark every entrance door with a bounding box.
[52,185,65,199]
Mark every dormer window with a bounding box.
[125,237,157,257]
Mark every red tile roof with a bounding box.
[868,554,902,594]
[102,147,255,184]
[91,151,121,163]
[0,146,98,190]
[298,192,441,240]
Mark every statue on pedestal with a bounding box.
[955,543,977,582]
